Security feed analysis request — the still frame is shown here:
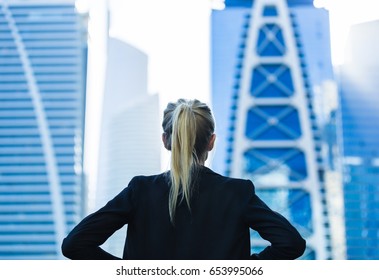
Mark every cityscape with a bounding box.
[0,0,378,260]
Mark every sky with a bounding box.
[107,0,211,106]
[314,0,379,65]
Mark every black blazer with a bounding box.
[62,167,306,260]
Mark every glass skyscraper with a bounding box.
[0,1,87,259]
[94,37,161,258]
[338,20,379,259]
[211,0,334,259]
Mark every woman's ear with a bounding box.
[162,133,171,150]
[208,134,216,151]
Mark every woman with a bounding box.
[62,98,306,260]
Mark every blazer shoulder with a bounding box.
[126,172,169,193]
[130,172,168,184]
[202,168,255,193]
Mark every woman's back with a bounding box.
[61,99,306,260]
[62,166,305,259]
[124,167,253,259]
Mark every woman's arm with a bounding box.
[243,181,306,260]
[61,179,137,260]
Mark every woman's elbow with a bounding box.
[61,237,76,259]
[291,235,306,259]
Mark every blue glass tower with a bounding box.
[338,20,379,259]
[0,1,87,259]
[211,0,334,259]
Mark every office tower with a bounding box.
[0,1,87,259]
[211,0,334,259]
[319,81,346,260]
[95,37,161,257]
[338,20,379,259]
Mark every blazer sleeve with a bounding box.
[61,177,138,260]
[242,180,306,260]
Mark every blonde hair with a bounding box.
[162,99,215,223]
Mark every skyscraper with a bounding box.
[338,20,379,259]
[211,0,334,259]
[0,1,87,259]
[94,37,161,258]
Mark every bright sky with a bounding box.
[314,0,379,65]
[107,0,211,106]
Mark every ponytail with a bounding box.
[162,99,215,223]
[169,104,197,222]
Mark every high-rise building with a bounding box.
[0,1,87,259]
[211,0,334,259]
[94,37,161,258]
[338,20,379,259]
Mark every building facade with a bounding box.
[338,20,379,259]
[94,37,161,258]
[0,1,87,259]
[211,0,334,259]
